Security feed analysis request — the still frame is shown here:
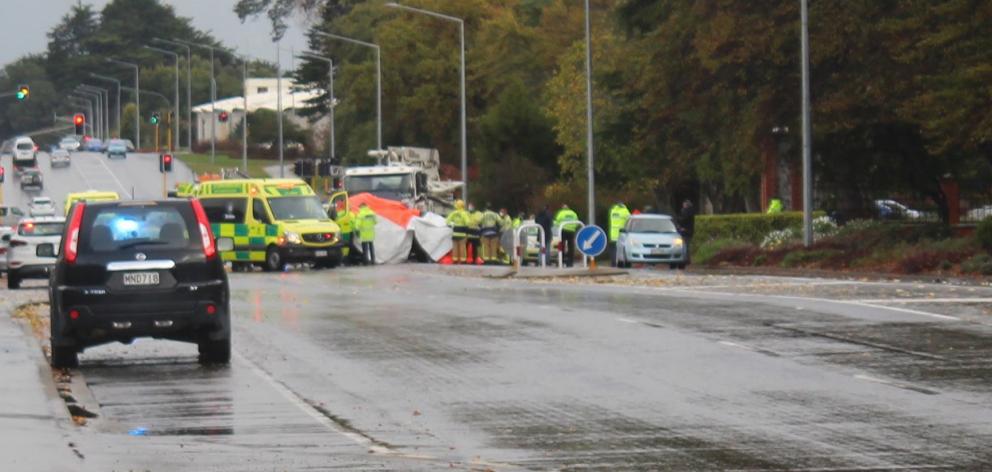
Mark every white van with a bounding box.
[12,136,38,175]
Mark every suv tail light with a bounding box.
[191,199,216,259]
[65,203,85,264]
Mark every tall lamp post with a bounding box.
[172,39,218,162]
[106,59,140,148]
[152,38,192,151]
[90,74,121,138]
[145,46,181,152]
[298,51,337,162]
[79,85,110,140]
[314,31,382,152]
[385,2,467,200]
[75,88,104,140]
[800,0,813,246]
[583,0,596,226]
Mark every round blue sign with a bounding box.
[576,225,608,257]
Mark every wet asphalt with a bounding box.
[12,266,983,471]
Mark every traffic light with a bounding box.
[159,153,173,173]
[218,111,229,123]
[73,114,85,135]
[15,85,29,101]
[0,166,5,183]
[150,113,160,125]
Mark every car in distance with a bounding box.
[29,197,57,217]
[20,169,43,191]
[48,199,232,367]
[4,216,65,289]
[616,214,688,269]
[59,136,81,152]
[12,136,38,175]
[106,139,128,159]
[51,149,71,168]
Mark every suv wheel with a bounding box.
[264,246,284,272]
[198,338,231,365]
[7,270,20,289]
[50,345,79,368]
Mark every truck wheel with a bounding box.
[198,338,231,365]
[263,246,285,272]
[50,345,79,368]
[7,270,20,289]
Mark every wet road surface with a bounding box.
[34,266,990,471]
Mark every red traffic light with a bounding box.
[164,154,172,164]
[160,153,173,173]
[73,114,85,125]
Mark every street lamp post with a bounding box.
[89,74,121,138]
[800,0,813,247]
[385,2,468,200]
[299,51,336,162]
[314,31,382,152]
[145,46,181,152]
[80,85,110,140]
[276,43,285,177]
[107,59,140,148]
[153,38,192,151]
[583,0,596,227]
[172,39,219,163]
[75,89,103,140]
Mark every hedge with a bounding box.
[694,212,823,245]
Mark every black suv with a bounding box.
[48,199,232,368]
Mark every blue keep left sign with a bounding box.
[576,225,607,257]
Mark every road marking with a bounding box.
[854,374,939,395]
[857,297,992,304]
[655,287,961,321]
[775,325,947,360]
[717,340,781,357]
[233,351,393,453]
[91,153,131,195]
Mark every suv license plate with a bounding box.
[315,250,328,257]
[123,272,160,286]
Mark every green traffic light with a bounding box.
[15,85,28,100]
[150,114,160,125]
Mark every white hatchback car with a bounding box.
[616,214,688,269]
[29,197,57,217]
[4,216,65,289]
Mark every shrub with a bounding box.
[696,212,822,245]
[781,249,842,268]
[962,254,992,275]
[694,238,750,265]
[897,250,945,274]
[761,228,797,249]
[976,218,992,252]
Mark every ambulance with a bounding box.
[64,191,120,215]
[195,179,344,270]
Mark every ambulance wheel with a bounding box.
[264,246,285,272]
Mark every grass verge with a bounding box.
[178,153,271,178]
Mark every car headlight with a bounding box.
[673,238,684,246]
[285,231,302,244]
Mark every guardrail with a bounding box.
[553,223,589,269]
[512,223,547,269]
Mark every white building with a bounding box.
[191,78,325,144]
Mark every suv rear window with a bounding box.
[78,204,199,253]
[200,198,247,223]
[19,222,64,236]
[16,142,33,150]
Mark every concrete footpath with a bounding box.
[0,296,82,471]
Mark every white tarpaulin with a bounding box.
[349,193,452,264]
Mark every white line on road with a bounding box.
[92,154,131,196]
[856,298,992,304]
[853,374,939,395]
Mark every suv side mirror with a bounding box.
[36,243,55,257]
[216,237,234,252]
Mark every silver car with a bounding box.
[616,214,687,269]
[51,149,71,168]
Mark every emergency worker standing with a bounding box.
[554,204,580,267]
[357,203,377,265]
[446,200,470,264]
[480,204,501,264]
[608,202,630,267]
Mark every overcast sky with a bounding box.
[0,0,309,67]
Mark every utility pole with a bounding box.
[277,43,284,178]
[314,31,382,151]
[91,74,122,139]
[153,38,192,151]
[107,59,139,148]
[800,0,813,246]
[584,0,596,226]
